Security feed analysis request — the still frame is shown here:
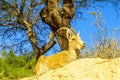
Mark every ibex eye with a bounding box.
[72,38,76,40]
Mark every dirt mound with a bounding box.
[20,58,120,80]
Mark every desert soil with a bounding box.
[20,58,120,80]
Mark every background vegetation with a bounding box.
[0,50,36,80]
[84,11,120,58]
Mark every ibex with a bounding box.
[35,29,85,75]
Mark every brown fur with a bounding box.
[34,33,85,75]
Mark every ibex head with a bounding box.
[57,27,85,49]
[68,33,85,50]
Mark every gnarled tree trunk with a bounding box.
[40,0,82,59]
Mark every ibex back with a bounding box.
[35,33,85,75]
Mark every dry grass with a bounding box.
[93,38,120,58]
[85,9,120,59]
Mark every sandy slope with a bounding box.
[20,58,120,80]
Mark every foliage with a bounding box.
[93,38,120,58]
[83,31,120,59]
[0,50,36,79]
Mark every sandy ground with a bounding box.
[20,58,120,80]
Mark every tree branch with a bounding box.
[36,32,56,60]
[20,0,25,17]
[26,1,43,24]
[26,2,33,23]
[13,0,18,8]
[62,0,74,20]
[32,15,40,25]
[31,0,44,7]
[42,32,56,54]
[0,0,19,13]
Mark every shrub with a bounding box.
[93,38,120,58]
[0,50,36,79]
[90,10,120,59]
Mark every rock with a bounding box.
[20,58,120,80]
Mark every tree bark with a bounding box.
[17,13,39,59]
[26,29,56,60]
[40,0,74,49]
[17,13,56,60]
[36,32,56,60]
[40,0,81,58]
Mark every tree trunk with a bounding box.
[18,14,56,61]
[26,28,56,60]
[18,14,40,59]
[40,0,82,58]
[26,27,56,60]
[27,30,40,57]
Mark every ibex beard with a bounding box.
[34,33,85,75]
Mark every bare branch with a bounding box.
[32,15,40,25]
[26,1,33,22]
[0,23,12,26]
[41,32,56,54]
[20,0,26,17]
[13,0,18,8]
[31,0,44,7]
[36,32,56,60]
[0,39,28,52]
[0,0,19,13]
[26,0,43,22]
